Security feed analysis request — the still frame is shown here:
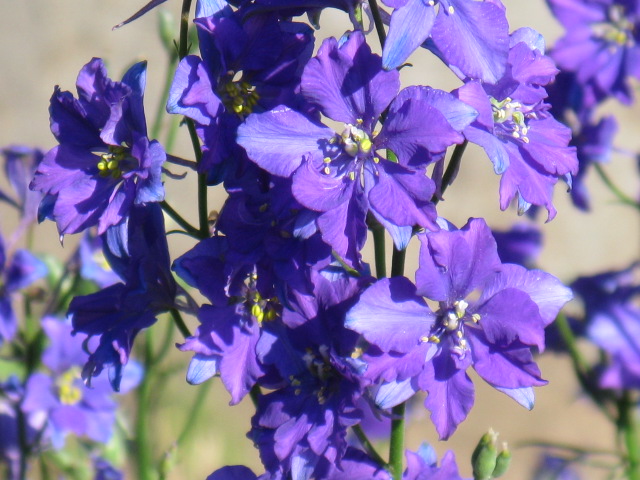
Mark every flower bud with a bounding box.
[471,429,498,480]
[492,444,511,478]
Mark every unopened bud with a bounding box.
[492,444,511,478]
[471,429,498,480]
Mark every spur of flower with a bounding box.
[346,217,572,438]
[30,58,165,237]
[238,30,476,263]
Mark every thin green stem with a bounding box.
[249,384,262,409]
[515,440,620,458]
[432,141,467,205]
[176,381,212,446]
[367,214,387,279]
[135,331,157,480]
[555,313,589,374]
[352,424,388,468]
[619,391,640,480]
[151,51,179,140]
[160,200,200,238]
[169,308,192,339]
[368,0,387,48]
[594,163,640,210]
[390,246,406,277]
[178,0,193,60]
[389,403,406,480]
[555,313,615,422]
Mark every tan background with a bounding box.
[0,1,638,478]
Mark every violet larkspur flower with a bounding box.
[382,0,509,83]
[68,204,175,390]
[547,0,640,104]
[346,217,572,438]
[0,233,47,345]
[30,58,165,237]
[572,262,640,390]
[21,317,141,449]
[167,7,314,183]
[456,28,578,219]
[238,30,475,262]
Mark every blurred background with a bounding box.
[0,1,638,478]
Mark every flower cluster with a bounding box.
[11,0,640,477]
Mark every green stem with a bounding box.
[368,0,387,48]
[390,246,406,277]
[368,214,387,279]
[619,391,640,480]
[352,424,388,468]
[249,384,262,409]
[432,141,467,205]
[555,313,615,421]
[160,200,200,238]
[135,331,157,480]
[151,51,179,140]
[176,381,212,446]
[594,163,640,210]
[178,0,193,60]
[389,403,406,480]
[169,308,192,339]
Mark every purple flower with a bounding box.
[0,146,44,235]
[346,217,572,438]
[167,7,314,183]
[382,0,509,83]
[455,29,578,219]
[572,262,640,390]
[403,444,467,480]
[250,272,370,479]
[68,204,175,390]
[492,222,542,267]
[0,233,47,345]
[238,31,475,262]
[30,58,165,237]
[547,0,640,104]
[21,317,141,449]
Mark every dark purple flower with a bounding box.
[30,58,165,237]
[238,31,475,262]
[547,0,640,104]
[382,0,509,83]
[456,28,578,219]
[68,204,175,390]
[250,272,370,479]
[572,262,640,390]
[346,217,572,438]
[167,7,314,183]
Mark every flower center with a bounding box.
[593,5,635,47]
[218,73,259,117]
[96,146,134,179]
[491,97,534,144]
[56,368,83,406]
[421,299,481,357]
[340,123,373,157]
[232,273,279,325]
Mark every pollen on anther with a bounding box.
[448,5,454,13]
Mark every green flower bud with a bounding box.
[471,429,498,480]
[492,444,511,478]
